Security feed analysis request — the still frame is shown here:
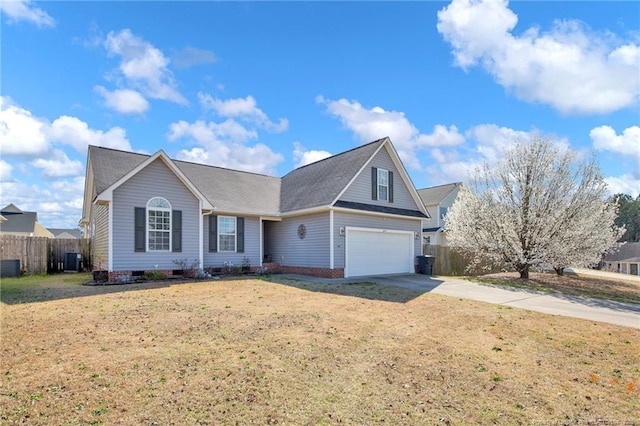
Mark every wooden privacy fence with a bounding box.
[0,235,92,275]
[423,244,504,276]
[423,244,470,276]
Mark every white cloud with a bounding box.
[317,96,464,169]
[49,115,133,153]
[590,125,640,160]
[104,29,187,105]
[0,97,49,155]
[95,86,149,114]
[591,125,640,194]
[170,46,216,69]
[198,93,289,133]
[0,160,13,182]
[1,96,133,157]
[0,0,55,28]
[31,149,84,178]
[168,119,257,145]
[437,0,640,114]
[466,123,536,164]
[168,119,283,175]
[293,142,332,168]
[604,175,640,197]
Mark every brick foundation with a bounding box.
[262,263,344,279]
[103,264,344,283]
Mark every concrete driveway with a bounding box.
[284,273,640,329]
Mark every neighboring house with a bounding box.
[80,137,430,280]
[0,204,54,238]
[49,228,83,239]
[417,182,462,248]
[603,242,640,276]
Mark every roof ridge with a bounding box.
[283,137,387,177]
[417,182,462,191]
[174,159,280,180]
[89,144,150,157]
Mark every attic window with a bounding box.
[378,169,389,201]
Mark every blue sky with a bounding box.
[1,0,639,229]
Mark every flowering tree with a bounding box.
[445,137,623,279]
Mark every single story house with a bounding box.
[0,204,54,238]
[417,182,462,250]
[80,137,430,281]
[603,242,640,276]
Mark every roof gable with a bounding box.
[90,146,213,210]
[280,138,387,213]
[418,182,462,206]
[1,204,24,214]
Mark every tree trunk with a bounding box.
[554,267,564,276]
[518,265,529,279]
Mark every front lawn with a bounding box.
[1,274,638,424]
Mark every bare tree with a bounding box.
[445,136,623,279]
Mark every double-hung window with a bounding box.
[218,216,237,252]
[377,168,389,201]
[147,197,171,251]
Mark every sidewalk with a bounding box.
[278,273,640,329]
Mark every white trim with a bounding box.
[344,226,414,278]
[218,215,237,253]
[259,217,264,266]
[329,210,334,269]
[199,202,204,270]
[108,202,113,271]
[377,168,389,201]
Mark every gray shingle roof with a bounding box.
[605,242,640,262]
[90,146,148,196]
[417,182,462,205]
[88,137,418,218]
[280,138,386,212]
[48,228,83,238]
[88,146,281,216]
[175,161,281,215]
[0,205,37,233]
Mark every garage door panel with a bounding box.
[346,229,413,277]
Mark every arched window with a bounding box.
[147,197,171,251]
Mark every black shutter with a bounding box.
[371,167,378,200]
[388,171,394,203]
[134,207,145,252]
[172,210,182,252]
[237,217,244,253]
[209,215,217,252]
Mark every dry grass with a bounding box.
[1,273,638,425]
[471,271,640,305]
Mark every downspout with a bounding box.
[108,202,113,271]
[329,209,334,270]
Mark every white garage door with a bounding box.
[345,228,414,278]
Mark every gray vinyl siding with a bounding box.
[92,203,109,269]
[264,213,330,268]
[339,147,419,211]
[203,216,261,268]
[332,211,422,269]
[111,159,200,271]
